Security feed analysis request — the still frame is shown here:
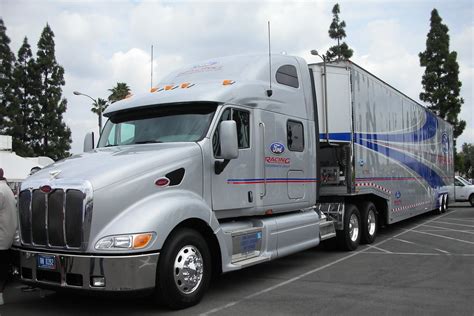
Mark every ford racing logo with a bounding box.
[270,142,285,155]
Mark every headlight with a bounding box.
[95,232,155,250]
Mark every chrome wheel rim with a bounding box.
[173,245,204,294]
[349,213,359,242]
[367,209,376,236]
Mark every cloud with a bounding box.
[2,0,473,155]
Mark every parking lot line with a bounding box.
[421,223,474,235]
[394,238,417,245]
[393,237,450,254]
[367,245,392,253]
[441,218,474,223]
[409,230,474,245]
[432,221,474,228]
[363,252,474,257]
[201,210,456,315]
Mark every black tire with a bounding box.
[445,195,449,211]
[155,228,211,309]
[336,204,361,251]
[442,195,448,213]
[469,194,474,207]
[434,195,444,215]
[360,201,378,244]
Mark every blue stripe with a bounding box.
[357,139,445,188]
[355,111,438,143]
[228,178,319,181]
[319,133,351,141]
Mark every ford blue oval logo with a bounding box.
[270,142,285,155]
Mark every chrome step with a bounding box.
[319,220,336,241]
[233,255,271,268]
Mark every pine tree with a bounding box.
[10,37,36,156]
[0,18,15,133]
[419,9,465,140]
[326,3,353,62]
[34,24,71,160]
[108,82,131,103]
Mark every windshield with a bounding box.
[98,103,217,147]
[457,176,471,186]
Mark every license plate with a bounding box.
[37,255,57,270]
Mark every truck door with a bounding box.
[454,178,467,200]
[257,110,312,211]
[211,106,256,211]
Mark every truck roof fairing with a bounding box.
[104,54,311,118]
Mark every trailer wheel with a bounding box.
[155,228,211,309]
[441,195,448,213]
[434,195,444,215]
[360,201,378,244]
[337,204,361,251]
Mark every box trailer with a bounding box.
[13,54,454,309]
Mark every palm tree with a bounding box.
[91,98,108,133]
[108,82,131,103]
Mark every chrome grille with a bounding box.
[18,184,92,250]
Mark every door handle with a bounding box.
[259,122,266,198]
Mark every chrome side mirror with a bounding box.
[219,120,239,160]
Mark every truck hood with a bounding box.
[23,143,202,191]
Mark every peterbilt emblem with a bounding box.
[395,191,401,199]
[270,142,285,155]
[49,170,62,179]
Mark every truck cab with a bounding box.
[13,54,324,308]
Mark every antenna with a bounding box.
[150,45,154,90]
[267,21,273,97]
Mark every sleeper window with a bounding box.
[287,120,304,151]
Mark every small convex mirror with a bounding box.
[83,132,95,152]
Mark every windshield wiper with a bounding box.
[134,140,163,144]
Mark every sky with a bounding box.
[1,0,473,154]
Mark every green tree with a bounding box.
[92,97,108,132]
[457,143,474,178]
[419,9,465,141]
[0,18,15,133]
[33,24,71,160]
[326,3,353,61]
[108,82,131,103]
[10,37,36,156]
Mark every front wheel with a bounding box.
[155,228,211,309]
[337,204,361,251]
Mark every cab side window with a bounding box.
[287,120,304,151]
[213,108,250,157]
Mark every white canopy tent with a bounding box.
[0,135,54,182]
[0,151,53,182]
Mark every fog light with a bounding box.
[91,276,105,287]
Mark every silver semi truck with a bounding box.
[13,54,454,308]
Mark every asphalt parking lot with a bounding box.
[1,202,473,315]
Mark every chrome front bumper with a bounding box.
[13,248,159,292]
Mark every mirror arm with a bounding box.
[214,159,230,175]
